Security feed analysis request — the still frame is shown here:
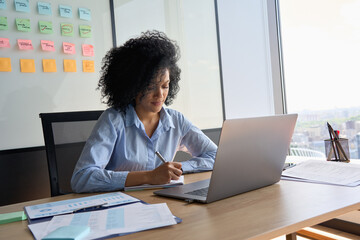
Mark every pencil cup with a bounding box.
[324,138,350,162]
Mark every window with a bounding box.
[279,0,360,160]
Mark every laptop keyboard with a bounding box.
[185,187,209,197]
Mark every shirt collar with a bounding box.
[159,107,175,131]
[125,105,142,128]
[125,105,175,130]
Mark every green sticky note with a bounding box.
[0,211,27,224]
[60,23,74,37]
[42,225,90,240]
[15,18,31,32]
[39,20,53,34]
[0,16,8,30]
[79,25,91,38]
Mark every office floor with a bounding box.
[272,225,360,240]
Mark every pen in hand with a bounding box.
[156,151,183,175]
[155,151,167,164]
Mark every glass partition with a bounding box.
[112,0,223,129]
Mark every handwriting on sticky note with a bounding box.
[41,40,55,52]
[62,42,75,54]
[37,2,52,15]
[16,18,31,32]
[59,5,72,18]
[42,59,57,72]
[17,39,33,50]
[0,38,10,48]
[20,59,35,73]
[79,25,91,38]
[63,59,76,72]
[82,44,94,57]
[15,0,30,13]
[60,23,74,37]
[0,58,11,72]
[82,60,94,72]
[39,21,53,34]
[78,7,91,21]
[0,16,8,30]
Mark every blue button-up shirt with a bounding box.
[71,105,217,193]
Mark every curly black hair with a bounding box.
[97,30,181,113]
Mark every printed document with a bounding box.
[25,192,140,220]
[28,202,177,240]
[282,159,360,186]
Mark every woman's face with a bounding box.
[135,69,170,114]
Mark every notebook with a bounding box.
[154,114,298,203]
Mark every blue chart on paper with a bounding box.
[25,192,139,219]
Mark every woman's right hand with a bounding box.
[148,162,182,185]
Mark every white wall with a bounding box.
[0,0,113,150]
[216,0,284,119]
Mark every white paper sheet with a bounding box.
[124,176,184,191]
[282,159,360,186]
[29,202,177,240]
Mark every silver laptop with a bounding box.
[154,114,298,203]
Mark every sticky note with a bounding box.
[0,0,7,10]
[59,4,72,18]
[63,59,76,72]
[63,42,75,54]
[83,60,94,72]
[41,40,55,52]
[0,58,11,72]
[17,39,33,50]
[16,18,31,32]
[0,211,27,224]
[37,2,52,15]
[14,0,30,13]
[39,21,53,34]
[78,7,91,21]
[60,23,74,37]
[0,16,8,30]
[42,226,90,240]
[42,59,56,72]
[82,44,94,57]
[79,25,91,38]
[20,59,35,73]
[0,38,10,48]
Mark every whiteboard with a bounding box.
[0,0,113,150]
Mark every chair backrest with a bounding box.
[39,111,103,196]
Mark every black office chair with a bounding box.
[39,110,104,196]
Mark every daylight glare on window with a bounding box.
[279,0,360,160]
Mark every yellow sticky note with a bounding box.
[63,59,76,72]
[20,59,35,73]
[42,59,57,72]
[82,60,94,72]
[0,58,11,72]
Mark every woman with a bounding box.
[71,30,217,193]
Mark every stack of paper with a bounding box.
[29,202,177,240]
[282,159,360,186]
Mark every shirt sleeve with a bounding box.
[178,118,218,173]
[71,110,129,193]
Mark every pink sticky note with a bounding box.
[17,39,33,50]
[41,40,55,52]
[62,42,75,54]
[0,38,10,48]
[82,44,94,57]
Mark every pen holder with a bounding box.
[324,138,350,162]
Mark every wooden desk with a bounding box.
[1,172,359,240]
